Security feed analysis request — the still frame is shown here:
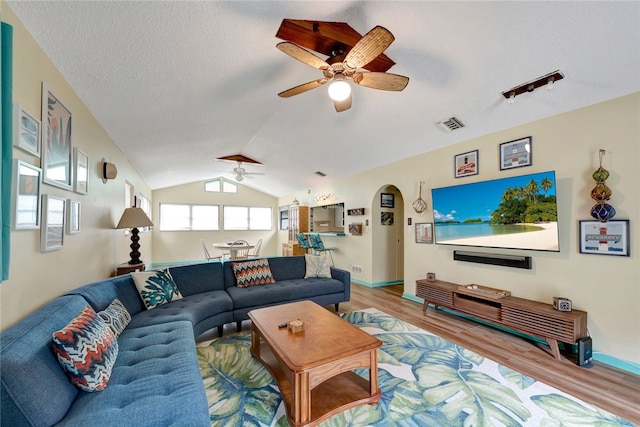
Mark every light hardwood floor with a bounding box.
[340,283,640,424]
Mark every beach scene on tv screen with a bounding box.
[432,171,559,251]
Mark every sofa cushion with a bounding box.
[97,298,131,337]
[66,274,145,316]
[57,320,210,426]
[227,277,346,310]
[127,290,233,334]
[304,254,332,278]
[0,295,87,426]
[169,261,225,295]
[52,305,119,392]
[232,258,276,288]
[132,269,183,310]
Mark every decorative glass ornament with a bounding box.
[412,181,427,214]
[590,183,612,201]
[592,167,610,182]
[590,203,616,221]
[589,149,615,222]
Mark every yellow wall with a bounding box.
[1,5,152,329]
[280,93,640,364]
[151,180,279,263]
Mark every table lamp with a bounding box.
[116,207,154,265]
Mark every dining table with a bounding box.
[212,242,254,259]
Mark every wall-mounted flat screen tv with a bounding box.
[431,171,559,252]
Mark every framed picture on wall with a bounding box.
[415,222,434,243]
[381,193,394,208]
[41,82,73,190]
[13,104,41,157]
[578,219,629,256]
[73,148,89,194]
[381,212,394,225]
[41,194,66,252]
[500,136,532,170]
[13,160,42,230]
[67,199,81,234]
[454,150,479,178]
[349,223,363,236]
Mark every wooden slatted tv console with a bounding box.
[416,279,588,361]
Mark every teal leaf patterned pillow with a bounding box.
[52,305,118,392]
[97,298,131,337]
[304,254,332,278]
[132,269,183,310]
[232,258,276,288]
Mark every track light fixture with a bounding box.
[502,70,564,103]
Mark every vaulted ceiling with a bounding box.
[7,1,640,197]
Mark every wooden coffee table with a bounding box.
[248,301,382,427]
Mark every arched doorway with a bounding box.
[371,185,404,286]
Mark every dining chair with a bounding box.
[248,238,262,258]
[201,239,221,262]
[307,233,335,266]
[228,240,250,260]
[296,233,310,253]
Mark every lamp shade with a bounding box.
[116,207,154,229]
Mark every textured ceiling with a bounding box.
[7,1,640,197]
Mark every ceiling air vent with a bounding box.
[436,117,465,133]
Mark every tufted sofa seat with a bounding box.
[1,256,350,426]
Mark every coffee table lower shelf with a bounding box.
[253,342,381,427]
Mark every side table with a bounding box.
[116,262,146,276]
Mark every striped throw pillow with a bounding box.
[232,259,276,288]
[52,305,118,392]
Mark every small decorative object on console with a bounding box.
[553,297,572,312]
[426,272,436,282]
[457,284,511,299]
[288,319,304,333]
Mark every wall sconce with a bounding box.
[502,70,564,103]
[101,158,118,183]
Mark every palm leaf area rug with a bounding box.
[196,308,634,427]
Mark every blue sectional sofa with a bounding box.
[1,256,350,426]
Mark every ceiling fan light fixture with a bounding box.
[235,174,244,182]
[328,75,351,101]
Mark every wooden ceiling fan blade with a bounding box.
[278,79,327,98]
[344,26,394,71]
[353,72,409,91]
[334,94,352,112]
[276,42,330,70]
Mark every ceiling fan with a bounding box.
[276,25,409,112]
[215,154,265,182]
[232,161,264,182]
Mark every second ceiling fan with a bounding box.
[276,24,409,112]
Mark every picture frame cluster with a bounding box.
[454,136,532,178]
[13,82,89,251]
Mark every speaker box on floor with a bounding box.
[577,337,593,367]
